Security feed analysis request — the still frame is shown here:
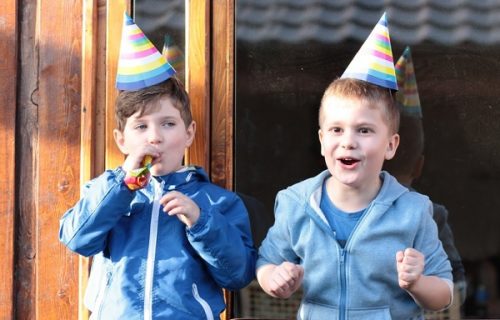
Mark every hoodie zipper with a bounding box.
[144,180,164,320]
[192,283,214,320]
[338,202,374,320]
[339,249,346,320]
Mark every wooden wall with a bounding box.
[0,0,17,318]
[0,0,84,318]
[0,0,234,318]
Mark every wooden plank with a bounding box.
[0,0,17,318]
[105,0,129,169]
[211,0,234,190]
[36,0,82,318]
[95,0,108,175]
[212,2,235,319]
[186,0,210,170]
[80,0,98,319]
[16,0,39,318]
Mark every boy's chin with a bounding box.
[149,164,181,177]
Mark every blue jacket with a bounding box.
[257,170,452,320]
[59,166,256,320]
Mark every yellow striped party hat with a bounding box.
[162,35,184,74]
[395,46,422,118]
[341,12,398,90]
[116,13,176,91]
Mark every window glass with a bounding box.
[235,1,500,318]
[134,0,185,79]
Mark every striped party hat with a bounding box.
[162,35,185,74]
[341,12,397,90]
[395,46,422,118]
[116,13,176,91]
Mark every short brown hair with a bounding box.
[115,76,192,131]
[318,78,400,134]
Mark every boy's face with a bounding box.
[318,95,399,190]
[114,97,195,176]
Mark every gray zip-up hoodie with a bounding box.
[257,170,452,320]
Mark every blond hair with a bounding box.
[319,78,400,134]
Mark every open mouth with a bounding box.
[339,158,359,166]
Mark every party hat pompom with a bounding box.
[341,12,397,90]
[162,35,185,74]
[116,13,176,91]
[395,46,422,118]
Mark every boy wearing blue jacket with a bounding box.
[59,15,256,320]
[256,14,452,320]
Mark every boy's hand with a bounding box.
[265,262,304,298]
[122,146,160,173]
[396,248,424,290]
[159,191,200,227]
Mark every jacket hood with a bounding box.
[288,170,408,209]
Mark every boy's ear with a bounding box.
[185,121,196,147]
[318,129,325,156]
[385,133,400,160]
[113,129,129,154]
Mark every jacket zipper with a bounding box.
[338,202,373,320]
[339,249,346,320]
[94,270,112,319]
[144,180,164,320]
[192,283,214,320]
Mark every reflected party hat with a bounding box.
[341,12,398,90]
[116,13,176,91]
[162,34,185,74]
[395,46,422,118]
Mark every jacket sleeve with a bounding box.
[186,191,257,291]
[59,168,135,257]
[415,200,453,281]
[256,190,300,269]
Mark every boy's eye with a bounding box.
[134,124,147,130]
[163,121,176,127]
[331,127,342,133]
[359,127,372,134]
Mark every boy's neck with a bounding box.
[325,176,382,213]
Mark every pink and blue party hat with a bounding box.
[116,13,176,91]
[395,46,422,118]
[162,35,184,74]
[341,13,398,90]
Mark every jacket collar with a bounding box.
[147,166,210,193]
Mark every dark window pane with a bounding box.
[134,0,185,79]
[235,1,500,318]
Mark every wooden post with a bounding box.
[36,0,82,317]
[186,0,210,170]
[16,1,41,318]
[212,0,234,190]
[0,0,18,318]
[105,0,129,169]
[212,1,235,317]
[80,0,98,319]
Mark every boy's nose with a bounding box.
[148,127,163,144]
[341,133,356,149]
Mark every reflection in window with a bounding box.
[235,1,500,319]
[134,0,185,80]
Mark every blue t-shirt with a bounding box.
[320,180,365,248]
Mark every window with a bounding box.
[235,1,500,318]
